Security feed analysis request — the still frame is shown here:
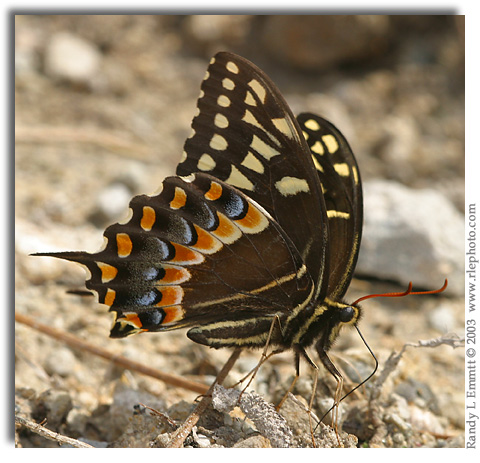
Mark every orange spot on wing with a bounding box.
[205,181,223,201]
[123,312,143,329]
[141,206,156,231]
[170,187,187,210]
[212,212,241,244]
[171,243,204,265]
[162,305,184,325]
[104,288,116,306]
[161,266,191,284]
[193,225,222,254]
[156,286,183,307]
[97,262,118,283]
[116,233,133,257]
[235,203,268,233]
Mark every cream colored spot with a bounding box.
[352,166,359,184]
[248,79,266,103]
[210,133,228,151]
[334,162,350,177]
[311,155,323,172]
[275,176,310,197]
[197,153,216,172]
[149,182,164,197]
[311,140,324,155]
[203,70,210,81]
[214,113,229,129]
[251,135,280,160]
[217,95,231,107]
[304,119,321,131]
[187,127,196,140]
[327,210,350,219]
[272,117,293,138]
[226,165,255,191]
[118,207,133,225]
[226,61,239,74]
[245,91,256,106]
[222,78,235,90]
[97,236,108,253]
[322,134,339,153]
[180,173,196,183]
[242,109,263,130]
[241,152,264,173]
[302,131,309,140]
[179,150,187,163]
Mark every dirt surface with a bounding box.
[15,15,465,448]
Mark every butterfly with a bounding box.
[35,51,364,400]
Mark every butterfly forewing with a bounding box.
[178,52,329,297]
[297,113,363,299]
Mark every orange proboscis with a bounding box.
[352,278,448,306]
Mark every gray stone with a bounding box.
[44,32,102,85]
[356,180,463,295]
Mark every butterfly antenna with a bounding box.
[317,325,378,427]
[317,278,448,427]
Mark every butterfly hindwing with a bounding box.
[38,173,313,341]
[297,113,363,299]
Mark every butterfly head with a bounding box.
[316,298,363,350]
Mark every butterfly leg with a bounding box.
[316,343,344,446]
[275,349,301,411]
[235,314,284,395]
[278,347,322,447]
[296,347,322,447]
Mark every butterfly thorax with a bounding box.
[282,298,362,351]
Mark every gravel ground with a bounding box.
[15,15,465,448]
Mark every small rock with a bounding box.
[357,180,463,295]
[44,346,77,377]
[44,32,102,85]
[409,404,445,435]
[427,302,457,333]
[262,15,391,70]
[33,389,73,427]
[233,435,272,448]
[90,182,133,225]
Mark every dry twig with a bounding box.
[15,415,93,448]
[15,312,209,395]
[166,348,242,448]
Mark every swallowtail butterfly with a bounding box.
[36,52,365,399]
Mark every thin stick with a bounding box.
[15,414,94,448]
[166,348,242,448]
[15,312,209,395]
[15,125,154,160]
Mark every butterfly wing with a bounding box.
[297,113,363,300]
[36,173,313,343]
[177,52,329,300]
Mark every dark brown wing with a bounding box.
[297,113,363,299]
[35,173,313,339]
[177,52,329,300]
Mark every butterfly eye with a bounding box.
[339,306,355,323]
